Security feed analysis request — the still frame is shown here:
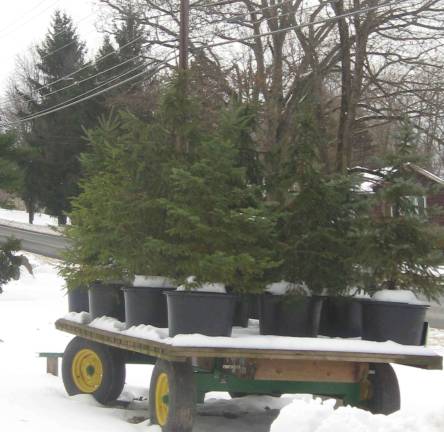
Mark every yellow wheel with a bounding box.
[149,359,196,432]
[62,337,126,405]
[72,349,103,393]
[155,373,169,426]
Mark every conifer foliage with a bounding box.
[62,78,276,291]
[357,120,444,300]
[15,11,94,225]
[277,105,364,295]
[0,239,33,294]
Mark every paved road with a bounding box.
[427,303,444,329]
[0,221,443,328]
[0,222,70,259]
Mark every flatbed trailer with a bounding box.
[55,318,443,432]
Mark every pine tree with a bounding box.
[139,90,277,292]
[95,35,121,82]
[357,119,444,300]
[0,133,33,292]
[114,5,145,75]
[17,11,94,225]
[277,103,365,295]
[61,79,277,292]
[0,238,33,294]
[0,132,21,196]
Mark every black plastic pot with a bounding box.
[123,286,175,328]
[361,300,428,345]
[88,282,125,322]
[233,295,250,327]
[247,294,261,320]
[67,286,90,313]
[165,291,237,337]
[319,296,363,338]
[259,294,323,337]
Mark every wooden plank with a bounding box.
[46,357,59,376]
[55,319,443,370]
[253,359,368,383]
[55,319,186,362]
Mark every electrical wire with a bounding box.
[1,0,414,127]
[41,55,146,99]
[2,0,329,103]
[0,0,61,38]
[194,0,413,50]
[2,53,177,127]
[16,62,149,121]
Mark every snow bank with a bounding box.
[0,208,59,226]
[271,397,444,432]
[2,251,444,432]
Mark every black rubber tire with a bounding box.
[367,363,400,415]
[149,359,196,432]
[62,337,126,405]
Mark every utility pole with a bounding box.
[177,0,190,153]
[179,0,190,72]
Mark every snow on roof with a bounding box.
[352,164,444,193]
[405,163,444,185]
[353,170,383,193]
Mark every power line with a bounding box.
[16,63,149,122]
[37,8,177,62]
[0,34,178,105]
[0,0,61,38]
[198,0,346,34]
[3,0,325,104]
[1,35,147,104]
[2,54,177,127]
[195,0,413,50]
[40,55,143,99]
[38,28,98,62]
[1,0,414,127]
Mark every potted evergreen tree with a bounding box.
[62,79,276,333]
[357,121,444,345]
[261,103,365,337]
[61,96,184,326]
[145,100,277,337]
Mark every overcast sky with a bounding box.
[0,0,105,93]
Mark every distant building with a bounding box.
[352,163,444,226]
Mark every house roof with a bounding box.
[351,164,444,193]
[403,163,444,186]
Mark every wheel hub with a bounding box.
[72,348,103,393]
[155,372,170,426]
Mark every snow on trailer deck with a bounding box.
[56,316,443,370]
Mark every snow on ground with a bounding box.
[0,208,59,226]
[1,253,444,432]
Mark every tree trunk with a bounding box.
[58,214,67,226]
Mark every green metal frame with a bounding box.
[119,353,365,406]
[193,360,363,407]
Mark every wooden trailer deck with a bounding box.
[55,318,443,369]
